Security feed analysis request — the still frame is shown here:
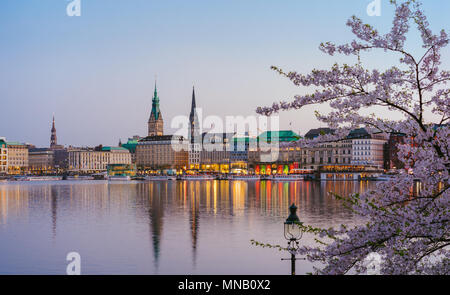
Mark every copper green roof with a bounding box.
[0,139,6,148]
[102,146,129,152]
[257,130,300,142]
[122,139,138,153]
[6,141,25,146]
[150,82,161,120]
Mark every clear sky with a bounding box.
[1,0,449,147]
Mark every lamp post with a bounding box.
[283,203,303,275]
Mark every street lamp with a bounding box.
[283,203,303,275]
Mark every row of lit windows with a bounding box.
[304,157,352,164]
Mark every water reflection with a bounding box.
[0,180,374,274]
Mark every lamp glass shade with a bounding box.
[284,222,302,240]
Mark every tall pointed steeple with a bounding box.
[189,86,200,144]
[50,115,57,148]
[151,81,161,120]
[148,80,164,136]
[188,86,201,170]
[190,86,196,119]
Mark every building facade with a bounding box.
[199,132,234,173]
[248,130,300,165]
[349,128,387,169]
[29,148,54,173]
[68,147,131,173]
[229,136,254,173]
[6,142,28,174]
[136,135,188,170]
[103,147,132,164]
[301,143,353,171]
[299,128,386,171]
[53,148,69,171]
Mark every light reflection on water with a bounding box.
[0,180,374,274]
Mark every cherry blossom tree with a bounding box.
[254,0,449,274]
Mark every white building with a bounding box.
[350,129,387,169]
[68,147,131,173]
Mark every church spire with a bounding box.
[191,86,196,109]
[189,86,196,122]
[189,86,200,144]
[148,79,164,136]
[151,81,160,120]
[50,115,57,148]
[51,115,56,132]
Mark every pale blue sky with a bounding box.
[1,0,449,147]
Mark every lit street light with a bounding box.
[282,203,304,275]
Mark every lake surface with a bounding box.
[0,180,374,274]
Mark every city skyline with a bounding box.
[1,0,449,147]
[0,0,448,277]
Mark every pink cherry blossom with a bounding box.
[255,0,449,275]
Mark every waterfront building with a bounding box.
[303,129,336,165]
[248,130,300,163]
[278,142,302,163]
[68,148,107,173]
[0,138,7,175]
[5,141,28,174]
[229,136,254,174]
[148,83,164,136]
[349,128,387,169]
[188,87,201,170]
[301,141,353,170]
[136,135,188,171]
[301,128,383,172]
[121,136,141,164]
[249,130,302,174]
[384,132,407,170]
[230,136,251,162]
[102,146,132,164]
[52,148,69,171]
[29,148,54,174]
[68,146,131,173]
[200,132,234,173]
[305,139,359,176]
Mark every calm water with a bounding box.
[0,180,374,274]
